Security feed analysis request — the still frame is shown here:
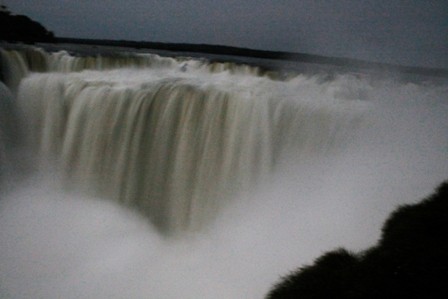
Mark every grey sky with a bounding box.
[3,0,448,68]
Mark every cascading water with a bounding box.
[0,45,447,298]
[4,47,368,233]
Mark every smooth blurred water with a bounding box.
[0,46,447,298]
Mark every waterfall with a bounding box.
[0,47,264,92]
[1,45,447,298]
[12,50,367,232]
[0,80,19,182]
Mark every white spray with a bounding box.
[0,48,447,299]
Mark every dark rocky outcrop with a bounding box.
[0,5,55,43]
[267,182,448,299]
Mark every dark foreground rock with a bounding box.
[267,182,448,299]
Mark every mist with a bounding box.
[1,72,447,298]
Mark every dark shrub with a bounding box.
[267,249,359,299]
[0,6,55,42]
[267,182,448,299]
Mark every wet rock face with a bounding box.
[267,182,448,299]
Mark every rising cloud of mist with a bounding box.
[1,74,447,299]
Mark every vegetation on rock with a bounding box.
[0,5,55,42]
[267,182,448,298]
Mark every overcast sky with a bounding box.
[3,0,448,68]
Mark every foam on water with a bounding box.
[0,46,447,298]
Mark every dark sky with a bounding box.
[4,0,448,68]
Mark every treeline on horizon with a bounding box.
[1,5,447,78]
[0,5,54,43]
[54,37,448,78]
[267,181,448,299]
